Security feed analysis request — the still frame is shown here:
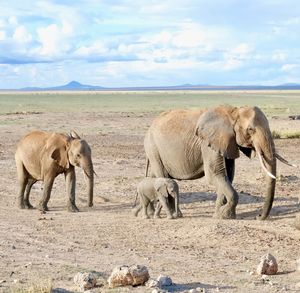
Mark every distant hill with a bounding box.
[16,81,300,91]
[21,81,105,91]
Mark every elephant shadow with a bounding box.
[161,282,235,292]
[237,193,300,220]
[179,192,217,204]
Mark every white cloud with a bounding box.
[8,16,18,26]
[13,26,32,43]
[75,41,108,56]
[0,30,6,41]
[281,64,299,72]
[35,21,73,57]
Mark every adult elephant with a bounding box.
[15,130,94,212]
[144,105,293,220]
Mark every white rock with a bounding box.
[146,278,160,288]
[157,274,172,286]
[256,253,278,275]
[74,272,97,292]
[107,265,149,288]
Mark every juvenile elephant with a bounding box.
[145,105,294,220]
[133,177,182,219]
[15,130,94,212]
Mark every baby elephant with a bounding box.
[15,130,94,212]
[133,177,182,219]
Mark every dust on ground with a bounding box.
[0,111,299,293]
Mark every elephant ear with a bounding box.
[51,147,69,169]
[154,179,168,197]
[46,133,70,169]
[195,109,240,159]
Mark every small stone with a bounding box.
[257,253,278,275]
[108,265,149,288]
[13,279,19,284]
[151,289,159,293]
[189,289,197,293]
[157,275,172,286]
[249,271,254,275]
[74,272,97,292]
[146,278,159,288]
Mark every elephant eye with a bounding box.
[247,126,255,134]
[76,154,81,158]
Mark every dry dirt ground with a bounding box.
[0,111,300,293]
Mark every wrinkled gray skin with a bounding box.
[15,130,94,212]
[133,177,182,219]
[144,105,277,220]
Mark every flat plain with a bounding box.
[0,90,300,293]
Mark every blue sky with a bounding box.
[1,0,300,88]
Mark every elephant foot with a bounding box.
[18,203,25,209]
[153,214,161,219]
[167,215,174,220]
[24,201,34,209]
[132,207,140,217]
[67,204,79,212]
[214,206,236,219]
[173,210,183,218]
[37,202,49,212]
[142,214,150,219]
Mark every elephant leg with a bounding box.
[214,177,238,219]
[37,176,54,212]
[65,167,79,212]
[147,202,155,216]
[132,203,142,217]
[15,160,28,209]
[171,194,183,218]
[225,158,235,183]
[24,178,36,209]
[157,194,173,219]
[154,202,162,218]
[141,199,150,219]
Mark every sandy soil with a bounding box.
[0,111,299,293]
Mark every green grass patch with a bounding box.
[1,90,300,115]
[272,130,300,139]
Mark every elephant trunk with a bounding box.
[253,129,276,220]
[83,158,94,207]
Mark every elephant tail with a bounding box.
[145,158,150,177]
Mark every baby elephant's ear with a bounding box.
[154,179,168,196]
[51,147,69,169]
[195,109,239,159]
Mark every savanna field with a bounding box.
[0,90,300,292]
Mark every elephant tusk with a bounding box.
[275,152,298,168]
[257,151,276,179]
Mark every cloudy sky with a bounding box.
[1,0,300,88]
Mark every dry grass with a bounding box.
[10,280,52,293]
[272,130,300,139]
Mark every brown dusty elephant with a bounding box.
[144,105,294,220]
[133,177,182,219]
[15,130,94,212]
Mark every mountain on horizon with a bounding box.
[17,81,300,91]
[21,81,105,91]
